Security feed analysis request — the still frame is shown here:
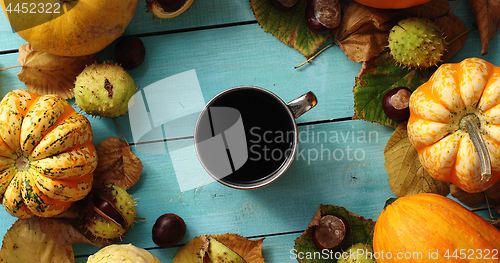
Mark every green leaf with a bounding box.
[293,205,375,263]
[384,123,450,197]
[250,0,332,58]
[353,54,435,128]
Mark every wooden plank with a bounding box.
[66,119,395,257]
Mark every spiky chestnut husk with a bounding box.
[74,63,136,118]
[388,17,446,69]
[146,0,195,20]
[85,185,138,240]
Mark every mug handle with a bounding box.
[287,91,318,119]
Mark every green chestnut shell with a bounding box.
[388,17,446,69]
[74,63,136,118]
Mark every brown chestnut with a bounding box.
[382,87,412,121]
[313,214,350,251]
[152,213,186,247]
[93,196,124,226]
[114,36,146,70]
[305,0,341,34]
[157,0,187,12]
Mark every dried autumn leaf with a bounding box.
[0,218,75,263]
[17,43,95,99]
[384,123,450,197]
[172,233,265,263]
[333,1,399,63]
[250,0,332,58]
[94,137,143,190]
[435,15,469,63]
[39,218,89,246]
[451,180,500,208]
[468,0,500,55]
[485,180,500,201]
[293,204,375,263]
[403,0,449,19]
[450,184,485,208]
[353,54,434,127]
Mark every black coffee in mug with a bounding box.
[195,86,316,190]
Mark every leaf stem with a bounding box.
[113,118,129,146]
[0,65,22,72]
[448,0,459,15]
[484,194,494,218]
[447,26,476,45]
[295,43,335,69]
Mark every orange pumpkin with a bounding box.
[0,0,139,56]
[0,89,97,218]
[408,58,500,193]
[373,193,500,262]
[354,0,430,9]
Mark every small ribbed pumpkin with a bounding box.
[0,89,97,218]
[373,193,500,262]
[408,58,500,193]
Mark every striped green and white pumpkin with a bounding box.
[0,89,97,218]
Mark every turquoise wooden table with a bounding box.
[0,0,499,262]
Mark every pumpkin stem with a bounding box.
[15,156,29,171]
[461,114,492,182]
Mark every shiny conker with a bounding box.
[93,196,124,225]
[157,0,187,12]
[313,214,350,251]
[114,36,146,70]
[382,87,412,121]
[152,213,186,247]
[271,0,298,11]
[305,0,341,34]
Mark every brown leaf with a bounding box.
[384,123,450,197]
[451,180,500,208]
[38,218,92,246]
[38,217,114,248]
[468,0,500,55]
[17,43,95,99]
[435,15,469,63]
[0,218,75,263]
[450,184,485,207]
[172,234,265,263]
[333,1,400,63]
[403,0,450,18]
[485,179,500,201]
[94,137,143,190]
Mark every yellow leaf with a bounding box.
[0,218,75,263]
[384,123,450,197]
[173,233,265,263]
[17,44,95,99]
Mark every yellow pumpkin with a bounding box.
[408,58,500,193]
[0,89,97,218]
[373,193,500,263]
[0,0,139,56]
